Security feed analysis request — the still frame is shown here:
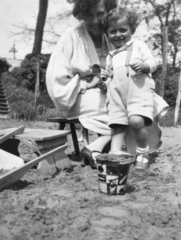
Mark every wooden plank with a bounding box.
[36,136,67,150]
[53,150,71,170]
[0,149,24,170]
[0,128,71,141]
[37,146,57,175]
[0,107,9,110]
[0,110,9,114]
[0,143,68,191]
[0,126,25,145]
[0,102,8,106]
[0,99,8,103]
[37,140,70,175]
[47,117,79,124]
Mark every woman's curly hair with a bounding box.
[107,7,140,34]
[72,0,117,20]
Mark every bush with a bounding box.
[0,58,11,74]
[1,71,56,120]
[160,107,181,127]
[11,53,51,92]
[0,54,62,121]
[153,64,180,107]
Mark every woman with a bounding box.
[46,0,117,168]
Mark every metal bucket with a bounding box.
[96,154,135,195]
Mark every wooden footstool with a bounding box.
[0,128,71,175]
[47,117,89,157]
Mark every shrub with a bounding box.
[1,54,62,120]
[11,53,51,92]
[160,107,181,127]
[0,58,11,74]
[153,64,180,107]
[1,71,55,120]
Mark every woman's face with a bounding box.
[84,0,107,36]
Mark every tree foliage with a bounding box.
[11,54,50,92]
[10,0,181,109]
[0,58,11,74]
[153,64,180,107]
[118,0,181,67]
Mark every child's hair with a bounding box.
[107,7,140,34]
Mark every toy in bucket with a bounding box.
[96,154,135,195]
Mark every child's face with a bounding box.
[108,16,133,48]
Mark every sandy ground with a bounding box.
[0,126,181,240]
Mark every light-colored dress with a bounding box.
[46,22,113,136]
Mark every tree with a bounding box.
[144,0,181,96]
[168,1,181,67]
[13,0,76,55]
[145,0,181,68]
[119,0,181,67]
[32,0,49,55]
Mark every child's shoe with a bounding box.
[135,152,149,170]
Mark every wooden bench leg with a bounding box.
[70,123,80,157]
[58,122,66,130]
[37,138,71,175]
[83,128,89,146]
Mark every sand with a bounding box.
[0,126,181,240]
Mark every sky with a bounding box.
[0,0,74,60]
[0,0,39,59]
[0,0,151,61]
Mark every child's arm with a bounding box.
[129,40,157,74]
[129,61,150,73]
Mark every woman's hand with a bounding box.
[86,76,100,90]
[100,69,108,81]
[98,81,107,92]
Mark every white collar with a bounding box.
[110,39,133,56]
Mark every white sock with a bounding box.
[136,146,149,163]
[109,150,133,156]
[136,146,149,154]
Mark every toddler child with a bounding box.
[105,7,168,170]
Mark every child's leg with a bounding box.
[129,115,150,170]
[129,115,148,148]
[110,124,131,155]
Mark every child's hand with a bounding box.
[101,69,108,81]
[129,61,150,73]
[86,76,100,89]
[98,81,107,92]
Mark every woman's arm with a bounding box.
[46,29,83,111]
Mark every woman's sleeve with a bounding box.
[105,54,113,78]
[46,29,84,111]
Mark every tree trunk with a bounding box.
[159,26,168,97]
[34,60,40,104]
[172,45,178,68]
[174,68,181,127]
[32,0,48,55]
